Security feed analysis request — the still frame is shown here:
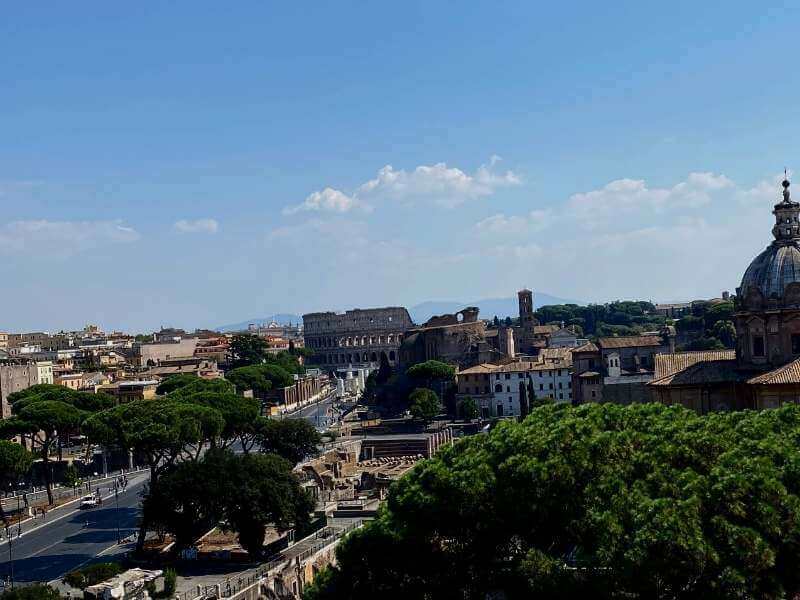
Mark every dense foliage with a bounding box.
[255,418,321,465]
[0,584,61,600]
[306,402,800,599]
[143,448,313,558]
[408,388,441,423]
[4,384,114,504]
[534,301,666,338]
[226,363,294,394]
[676,300,736,350]
[406,360,456,383]
[0,440,33,525]
[155,373,199,395]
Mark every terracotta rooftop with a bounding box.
[533,325,560,335]
[650,350,738,386]
[598,335,665,350]
[572,341,599,353]
[748,359,800,385]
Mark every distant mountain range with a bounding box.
[215,293,581,332]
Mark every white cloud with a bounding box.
[283,158,521,214]
[173,218,219,234]
[0,220,140,254]
[475,209,554,236]
[282,188,370,216]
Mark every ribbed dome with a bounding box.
[740,242,800,299]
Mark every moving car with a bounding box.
[79,495,99,509]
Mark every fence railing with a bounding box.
[177,520,365,600]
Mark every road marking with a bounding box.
[0,474,148,548]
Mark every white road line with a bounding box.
[0,475,147,547]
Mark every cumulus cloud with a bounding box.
[173,218,219,234]
[282,188,368,216]
[283,158,521,214]
[0,220,140,254]
[566,172,732,229]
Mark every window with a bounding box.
[793,334,800,355]
[504,373,510,380]
[558,382,563,389]
[506,386,510,392]
[753,335,765,357]
[591,390,596,398]
[539,371,543,378]
[549,383,553,390]
[588,359,595,369]
[518,373,523,378]
[559,393,563,399]
[497,405,504,416]
[495,384,503,393]
[539,384,544,391]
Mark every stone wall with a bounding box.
[0,363,38,419]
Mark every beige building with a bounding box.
[56,372,85,390]
[36,361,54,385]
[98,380,159,403]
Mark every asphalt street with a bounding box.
[2,474,148,585]
[2,393,340,586]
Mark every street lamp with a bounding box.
[113,481,121,544]
[5,524,13,589]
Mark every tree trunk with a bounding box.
[135,464,159,554]
[43,445,54,506]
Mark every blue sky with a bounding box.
[1,2,798,331]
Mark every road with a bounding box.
[2,393,339,586]
[2,474,148,585]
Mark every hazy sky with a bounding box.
[1,2,797,332]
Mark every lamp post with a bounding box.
[5,524,13,589]
[15,496,20,537]
[113,481,121,544]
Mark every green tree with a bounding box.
[712,319,737,348]
[62,463,82,488]
[228,334,268,368]
[165,377,235,400]
[144,449,313,559]
[0,584,61,600]
[408,388,441,424]
[459,397,479,421]
[0,440,33,526]
[256,418,321,464]
[224,365,272,395]
[406,360,456,383]
[223,451,314,558]
[309,403,800,599]
[84,398,224,552]
[156,373,199,395]
[179,391,263,451]
[9,385,114,505]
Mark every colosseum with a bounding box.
[302,307,414,369]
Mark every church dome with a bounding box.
[739,178,800,304]
[740,243,800,299]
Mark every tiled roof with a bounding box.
[458,359,571,375]
[572,342,599,353]
[539,347,573,361]
[533,325,560,335]
[650,350,738,386]
[748,359,800,385]
[598,335,665,350]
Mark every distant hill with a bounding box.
[215,313,302,332]
[410,293,583,324]
[215,293,581,332]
